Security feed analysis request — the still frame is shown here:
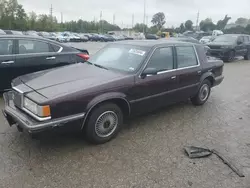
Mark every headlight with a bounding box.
[24,97,51,118]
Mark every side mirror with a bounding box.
[141,68,158,78]
[237,41,243,45]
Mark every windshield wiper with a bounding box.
[85,61,108,70]
[93,63,109,70]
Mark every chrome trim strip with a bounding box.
[12,87,24,94]
[57,46,63,53]
[22,107,51,121]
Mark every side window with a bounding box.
[18,40,50,54]
[0,39,13,55]
[244,36,249,42]
[51,44,61,52]
[176,46,198,68]
[146,47,174,72]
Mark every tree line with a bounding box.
[1,0,250,34]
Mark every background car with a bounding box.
[207,34,250,62]
[23,30,39,36]
[0,35,89,91]
[78,33,89,42]
[4,30,23,35]
[200,36,214,44]
[0,29,6,35]
[63,32,81,42]
[145,34,159,40]
[73,33,88,42]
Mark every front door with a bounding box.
[130,46,178,115]
[0,39,16,91]
[174,45,202,100]
[235,36,245,56]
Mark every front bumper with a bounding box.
[209,49,231,58]
[2,92,85,133]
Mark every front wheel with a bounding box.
[191,79,211,106]
[84,103,123,144]
[244,50,250,60]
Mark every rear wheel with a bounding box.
[224,50,235,62]
[244,50,250,60]
[84,103,123,144]
[191,79,211,106]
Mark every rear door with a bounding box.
[15,39,58,75]
[0,38,16,91]
[50,43,76,66]
[174,45,202,100]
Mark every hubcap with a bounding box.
[95,111,118,138]
[199,84,209,102]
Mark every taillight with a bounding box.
[77,53,90,61]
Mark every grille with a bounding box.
[209,45,221,49]
[12,90,23,109]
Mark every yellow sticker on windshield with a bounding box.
[129,49,146,56]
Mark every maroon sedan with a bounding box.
[2,40,224,144]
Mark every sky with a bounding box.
[18,0,250,28]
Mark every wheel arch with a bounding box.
[200,72,215,87]
[81,92,131,129]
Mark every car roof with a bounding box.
[113,39,196,47]
[0,34,68,46]
[222,34,249,37]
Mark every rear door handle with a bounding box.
[197,70,202,75]
[46,56,56,60]
[171,76,176,80]
[1,60,14,64]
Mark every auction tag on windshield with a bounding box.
[129,49,146,56]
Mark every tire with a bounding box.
[191,79,211,106]
[84,103,123,144]
[244,50,250,60]
[224,50,235,62]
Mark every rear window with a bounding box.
[51,44,61,52]
[176,46,198,68]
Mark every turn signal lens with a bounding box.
[42,105,51,117]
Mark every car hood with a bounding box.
[208,41,233,46]
[18,63,127,98]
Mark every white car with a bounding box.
[199,36,213,44]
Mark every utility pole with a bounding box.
[196,11,200,31]
[113,14,115,25]
[143,0,146,34]
[100,11,102,33]
[61,12,63,24]
[50,4,53,31]
[132,14,134,29]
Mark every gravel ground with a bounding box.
[0,42,250,188]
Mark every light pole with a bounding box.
[143,0,146,34]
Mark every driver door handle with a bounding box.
[1,60,14,64]
[171,76,176,80]
[46,56,56,60]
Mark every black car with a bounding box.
[0,35,89,91]
[145,34,159,40]
[207,34,250,62]
[3,40,224,144]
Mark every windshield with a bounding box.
[213,35,237,42]
[89,44,149,73]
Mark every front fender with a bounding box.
[86,92,129,112]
